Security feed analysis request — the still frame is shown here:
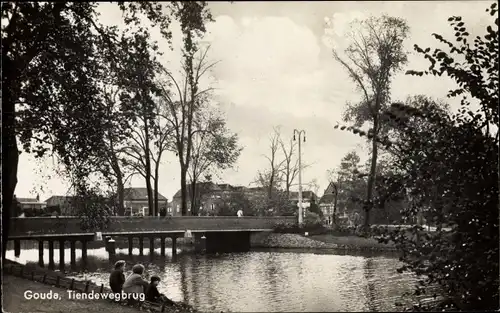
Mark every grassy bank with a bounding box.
[250,231,397,252]
[309,234,396,251]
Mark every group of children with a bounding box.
[109,260,175,305]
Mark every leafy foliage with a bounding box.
[335,3,499,310]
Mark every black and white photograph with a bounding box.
[2,1,498,312]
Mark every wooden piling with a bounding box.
[59,240,65,271]
[70,241,76,270]
[38,241,44,267]
[149,237,155,256]
[160,237,166,256]
[14,239,21,257]
[128,236,133,256]
[48,240,55,270]
[139,237,144,256]
[81,240,88,269]
[172,237,177,256]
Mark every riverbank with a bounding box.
[250,232,397,251]
[3,274,141,313]
[3,261,200,313]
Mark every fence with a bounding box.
[3,262,188,313]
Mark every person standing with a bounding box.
[109,260,126,293]
[237,209,243,217]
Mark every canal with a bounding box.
[6,244,418,312]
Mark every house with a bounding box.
[170,182,233,216]
[319,182,348,224]
[16,197,46,214]
[45,196,76,215]
[288,190,318,208]
[171,183,269,216]
[123,187,168,216]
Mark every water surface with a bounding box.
[7,245,417,312]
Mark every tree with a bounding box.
[117,29,164,216]
[256,127,285,199]
[332,15,410,228]
[93,28,162,215]
[1,1,209,259]
[188,110,242,214]
[370,3,498,310]
[279,137,300,197]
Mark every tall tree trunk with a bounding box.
[144,119,154,216]
[2,91,18,261]
[110,150,125,215]
[145,175,154,216]
[109,132,125,215]
[190,180,197,215]
[116,173,125,216]
[180,167,188,216]
[365,116,379,228]
[154,156,161,217]
[333,184,339,225]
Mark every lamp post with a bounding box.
[293,129,306,225]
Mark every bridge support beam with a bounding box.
[38,240,44,267]
[48,240,55,270]
[128,236,133,256]
[14,239,21,257]
[149,237,155,256]
[70,241,76,270]
[59,240,65,271]
[139,237,144,256]
[81,240,88,269]
[160,237,166,256]
[172,236,177,256]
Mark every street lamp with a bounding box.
[293,129,306,225]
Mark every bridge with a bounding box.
[8,216,295,271]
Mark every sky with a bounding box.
[15,1,492,202]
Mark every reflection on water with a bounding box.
[7,244,416,312]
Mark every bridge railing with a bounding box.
[9,216,296,236]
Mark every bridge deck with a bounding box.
[8,216,293,240]
[8,228,275,240]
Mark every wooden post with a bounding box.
[160,237,166,256]
[161,303,166,313]
[31,271,35,281]
[70,278,75,290]
[43,274,47,283]
[149,237,155,256]
[48,240,55,270]
[14,239,21,257]
[81,240,88,269]
[70,241,76,270]
[100,284,104,293]
[128,236,133,255]
[59,240,65,272]
[20,266,24,278]
[172,237,177,256]
[139,237,144,256]
[108,239,116,259]
[38,240,44,267]
[56,276,60,287]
